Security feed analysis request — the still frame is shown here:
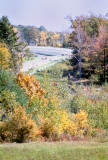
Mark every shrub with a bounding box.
[39,109,92,138]
[68,110,92,136]
[0,90,19,112]
[39,117,55,138]
[17,72,46,102]
[27,95,48,121]
[34,63,73,111]
[38,109,71,138]
[0,106,41,143]
[71,85,108,129]
[27,82,60,119]
[0,68,28,106]
[0,121,9,142]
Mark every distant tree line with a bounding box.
[15,25,68,47]
[0,14,108,82]
[0,15,69,73]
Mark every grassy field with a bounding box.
[0,141,108,160]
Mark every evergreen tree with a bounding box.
[0,16,26,73]
[0,16,18,49]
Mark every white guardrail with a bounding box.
[24,46,72,75]
[29,57,69,75]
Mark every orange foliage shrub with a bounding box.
[0,121,9,142]
[0,106,41,142]
[39,117,54,138]
[17,73,46,102]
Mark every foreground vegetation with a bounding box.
[0,60,108,143]
[0,141,108,160]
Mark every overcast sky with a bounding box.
[0,0,108,32]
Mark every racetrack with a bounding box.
[27,46,72,56]
[22,46,72,73]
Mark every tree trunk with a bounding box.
[79,51,81,79]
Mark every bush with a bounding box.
[0,90,19,111]
[0,121,8,142]
[0,90,19,120]
[0,68,28,106]
[38,109,92,139]
[68,110,92,136]
[39,118,55,138]
[71,85,108,129]
[0,106,41,143]
[36,102,72,138]
[17,72,46,102]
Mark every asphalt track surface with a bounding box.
[23,46,72,73]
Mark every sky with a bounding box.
[0,0,108,32]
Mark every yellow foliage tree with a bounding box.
[40,31,47,46]
[17,72,46,102]
[0,43,11,69]
[51,32,61,47]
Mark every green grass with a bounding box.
[28,57,67,74]
[35,60,71,81]
[0,141,108,160]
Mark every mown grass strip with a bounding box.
[0,141,108,160]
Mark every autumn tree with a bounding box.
[0,43,11,69]
[69,25,91,79]
[0,16,27,73]
[93,25,108,81]
[51,32,61,47]
[39,31,47,46]
[63,33,70,48]
[68,14,108,80]
[69,14,108,38]
[17,72,46,102]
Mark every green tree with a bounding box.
[0,16,26,73]
[17,25,39,45]
[0,68,28,106]
[0,90,19,117]
[0,16,18,48]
